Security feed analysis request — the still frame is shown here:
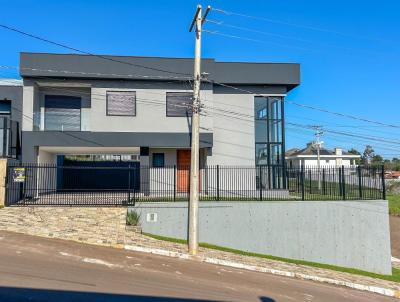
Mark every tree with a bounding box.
[361,145,375,165]
[391,158,400,171]
[371,154,384,168]
[348,148,360,155]
[347,148,361,165]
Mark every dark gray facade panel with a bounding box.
[213,62,300,86]
[213,85,288,95]
[20,53,300,88]
[20,53,214,81]
[21,131,213,161]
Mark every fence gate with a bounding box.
[5,162,140,206]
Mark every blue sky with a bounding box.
[1,0,399,158]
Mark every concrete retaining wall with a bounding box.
[131,200,392,275]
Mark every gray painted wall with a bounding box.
[21,77,289,166]
[132,200,392,275]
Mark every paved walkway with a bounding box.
[0,206,399,299]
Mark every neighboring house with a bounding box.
[385,171,400,179]
[286,143,360,168]
[19,52,300,172]
[0,79,22,158]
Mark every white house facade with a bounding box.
[286,143,360,168]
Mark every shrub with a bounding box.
[126,211,141,226]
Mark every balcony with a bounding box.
[33,93,90,132]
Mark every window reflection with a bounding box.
[254,96,284,167]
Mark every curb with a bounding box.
[124,244,400,299]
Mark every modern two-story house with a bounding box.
[11,52,299,195]
[20,52,300,168]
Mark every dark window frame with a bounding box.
[152,153,165,168]
[106,91,137,117]
[166,92,193,117]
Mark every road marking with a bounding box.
[82,257,122,268]
[59,251,73,257]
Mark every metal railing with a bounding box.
[5,163,385,206]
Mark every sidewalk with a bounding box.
[124,231,400,299]
[0,206,399,299]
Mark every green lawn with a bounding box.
[144,232,400,283]
[288,177,383,200]
[388,194,400,216]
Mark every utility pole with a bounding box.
[188,4,211,255]
[312,126,324,190]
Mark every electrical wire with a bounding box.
[0,24,192,78]
[211,7,395,44]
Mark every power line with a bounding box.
[202,29,309,51]
[0,24,192,78]
[205,19,382,55]
[211,7,395,44]
[205,79,400,129]
[200,104,400,150]
[3,74,398,151]
[0,65,192,81]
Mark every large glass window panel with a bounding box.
[270,143,282,165]
[254,96,268,120]
[254,96,284,167]
[255,120,268,142]
[44,95,81,131]
[269,119,282,143]
[269,97,282,120]
[255,143,268,165]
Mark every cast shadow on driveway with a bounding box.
[0,286,276,302]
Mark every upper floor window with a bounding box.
[166,92,193,117]
[0,99,11,116]
[44,95,81,131]
[107,91,136,116]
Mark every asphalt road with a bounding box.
[0,231,396,302]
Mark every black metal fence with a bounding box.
[5,163,385,206]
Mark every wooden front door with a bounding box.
[177,150,191,192]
